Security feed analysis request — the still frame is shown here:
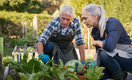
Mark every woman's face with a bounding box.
[59,12,73,28]
[81,10,98,28]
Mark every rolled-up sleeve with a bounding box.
[73,21,85,45]
[36,23,53,45]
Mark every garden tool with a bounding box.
[74,62,78,75]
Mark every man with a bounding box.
[36,5,85,65]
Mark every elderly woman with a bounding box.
[81,4,132,80]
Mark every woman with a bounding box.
[81,4,132,80]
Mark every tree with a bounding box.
[0,0,45,13]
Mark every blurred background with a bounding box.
[0,0,132,58]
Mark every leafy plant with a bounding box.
[84,66,105,80]
[27,47,34,53]
[65,60,83,72]
[48,59,79,80]
[0,10,53,45]
[0,0,45,13]
[3,52,79,80]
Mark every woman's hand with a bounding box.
[92,40,103,48]
[92,41,98,46]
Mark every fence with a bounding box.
[0,37,3,55]
[0,54,4,80]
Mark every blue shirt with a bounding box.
[37,17,85,46]
[92,17,131,52]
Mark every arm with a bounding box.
[72,18,85,62]
[36,21,55,54]
[36,41,51,63]
[102,19,123,51]
[91,18,126,52]
[78,44,85,62]
[36,41,44,55]
[93,53,97,61]
[92,40,103,48]
[36,20,56,63]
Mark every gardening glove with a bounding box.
[39,54,50,63]
[82,62,86,68]
[88,60,96,69]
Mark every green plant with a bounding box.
[47,60,79,80]
[27,47,34,53]
[84,66,105,80]
[0,0,45,13]
[0,10,53,45]
[3,52,79,80]
[65,60,83,72]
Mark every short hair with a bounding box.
[60,5,75,18]
[83,4,108,38]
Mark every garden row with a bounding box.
[3,54,105,80]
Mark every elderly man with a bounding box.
[36,5,85,65]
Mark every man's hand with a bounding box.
[39,54,50,63]
[87,60,96,68]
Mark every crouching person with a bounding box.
[81,4,132,80]
[36,5,85,66]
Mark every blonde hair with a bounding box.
[83,4,108,38]
[60,5,75,18]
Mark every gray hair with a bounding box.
[60,5,75,18]
[83,4,108,38]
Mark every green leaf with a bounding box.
[84,66,105,80]
[58,59,64,69]
[27,58,41,73]
[7,75,13,80]
[37,71,51,79]
[59,73,65,80]
[65,72,79,80]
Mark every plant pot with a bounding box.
[77,71,85,80]
[78,75,85,80]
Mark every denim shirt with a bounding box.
[92,17,131,52]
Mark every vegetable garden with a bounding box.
[2,47,105,80]
[1,0,132,80]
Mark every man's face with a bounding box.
[59,12,73,28]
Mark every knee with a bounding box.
[100,51,109,61]
[44,42,54,54]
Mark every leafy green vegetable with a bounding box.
[47,59,79,80]
[84,66,105,80]
[3,57,13,66]
[65,60,83,72]
[19,72,51,80]
[3,53,79,80]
